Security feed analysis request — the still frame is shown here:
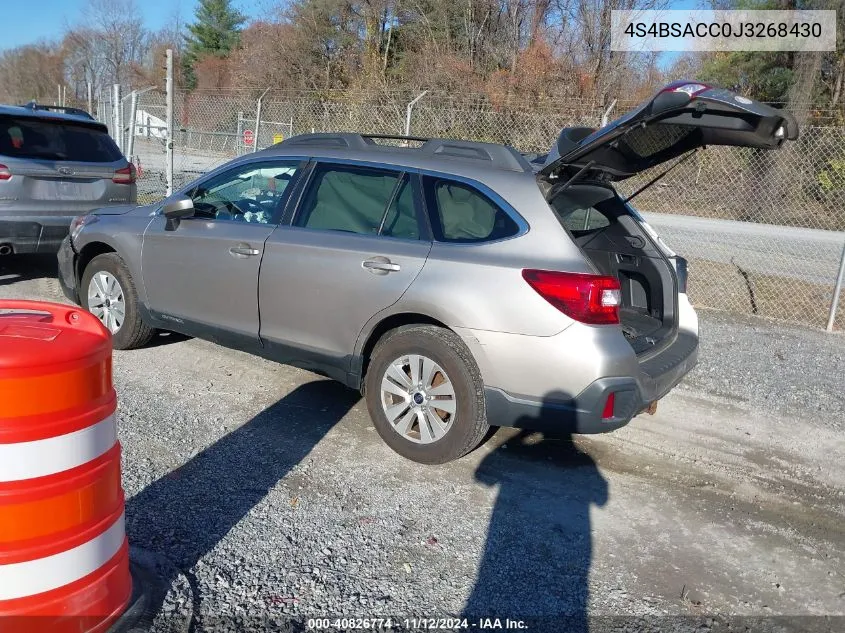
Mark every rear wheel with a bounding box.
[365,325,488,464]
[81,253,155,350]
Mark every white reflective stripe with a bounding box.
[0,512,125,600]
[0,414,117,482]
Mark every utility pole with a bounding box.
[165,49,174,197]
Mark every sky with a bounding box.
[0,0,265,51]
[1,0,700,56]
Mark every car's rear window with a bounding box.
[548,185,618,235]
[0,116,122,163]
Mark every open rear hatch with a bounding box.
[538,81,798,354]
[539,80,798,184]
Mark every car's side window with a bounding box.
[380,176,420,240]
[186,161,299,224]
[295,164,419,238]
[422,176,519,243]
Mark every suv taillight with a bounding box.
[0,164,10,180]
[522,269,622,325]
[113,163,136,184]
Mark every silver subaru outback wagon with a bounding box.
[58,82,797,464]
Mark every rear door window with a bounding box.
[380,177,419,240]
[422,176,519,243]
[294,164,421,239]
[0,116,122,162]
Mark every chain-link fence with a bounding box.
[97,87,845,331]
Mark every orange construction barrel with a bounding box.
[0,300,132,633]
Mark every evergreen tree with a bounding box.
[183,0,246,87]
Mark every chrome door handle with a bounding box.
[229,244,260,258]
[362,258,401,273]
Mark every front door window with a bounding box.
[187,162,300,224]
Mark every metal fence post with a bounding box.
[236,111,243,155]
[826,242,845,331]
[254,88,270,153]
[601,99,617,127]
[165,49,174,197]
[127,91,138,158]
[404,91,428,137]
[112,84,121,151]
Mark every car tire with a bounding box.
[364,325,489,464]
[81,253,155,350]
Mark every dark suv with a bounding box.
[0,105,135,255]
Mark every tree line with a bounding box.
[0,0,842,120]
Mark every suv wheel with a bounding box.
[365,325,489,464]
[81,253,155,350]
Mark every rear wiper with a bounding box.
[623,149,699,204]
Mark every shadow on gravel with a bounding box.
[464,391,608,633]
[124,379,360,627]
[0,254,58,286]
[143,330,192,348]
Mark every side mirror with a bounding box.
[161,195,194,230]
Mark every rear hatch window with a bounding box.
[0,116,122,163]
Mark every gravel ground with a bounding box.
[2,256,844,633]
[684,308,845,428]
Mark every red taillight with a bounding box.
[602,392,616,419]
[112,163,136,184]
[0,164,11,180]
[522,269,622,325]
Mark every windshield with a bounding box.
[0,116,122,162]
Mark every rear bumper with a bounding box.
[485,377,644,434]
[483,333,698,434]
[457,312,699,435]
[0,216,75,254]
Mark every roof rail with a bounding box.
[19,101,95,120]
[277,133,532,172]
[365,133,429,143]
[420,139,531,172]
[278,133,372,150]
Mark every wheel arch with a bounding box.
[75,241,117,287]
[352,311,452,393]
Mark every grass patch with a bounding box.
[688,259,844,331]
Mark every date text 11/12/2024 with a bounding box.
[306,618,529,630]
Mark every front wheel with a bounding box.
[81,253,155,350]
[364,325,489,464]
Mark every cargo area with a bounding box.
[548,184,678,354]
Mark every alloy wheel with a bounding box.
[87,271,125,334]
[380,354,457,444]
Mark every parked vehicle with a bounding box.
[0,105,135,255]
[58,82,798,464]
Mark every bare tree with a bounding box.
[0,44,65,104]
[80,0,148,89]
